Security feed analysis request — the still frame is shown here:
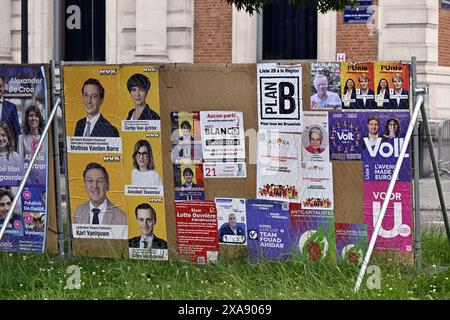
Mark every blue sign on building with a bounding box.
[344,1,373,24]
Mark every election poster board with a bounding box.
[341,62,375,110]
[200,111,246,178]
[363,181,413,252]
[256,131,301,203]
[257,63,302,132]
[301,111,329,162]
[63,65,167,259]
[335,223,368,265]
[361,112,411,182]
[373,62,410,110]
[174,201,219,264]
[215,198,247,245]
[299,162,334,210]
[0,65,50,254]
[329,112,362,160]
[290,203,336,264]
[246,199,291,262]
[310,62,341,110]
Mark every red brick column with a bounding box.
[439,5,450,66]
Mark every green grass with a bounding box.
[0,231,449,300]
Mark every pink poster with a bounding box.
[363,181,413,252]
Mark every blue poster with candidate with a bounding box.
[0,65,49,253]
[246,199,291,262]
[360,112,411,181]
[329,112,363,160]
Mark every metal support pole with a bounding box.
[420,100,450,246]
[54,0,62,62]
[411,57,422,271]
[21,0,28,63]
[0,98,61,241]
[354,95,424,292]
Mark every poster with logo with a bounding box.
[299,162,334,210]
[363,181,413,252]
[341,62,375,110]
[256,131,301,203]
[215,198,247,245]
[335,223,368,265]
[310,62,341,110]
[257,63,302,132]
[63,65,167,251]
[173,163,205,201]
[361,112,411,181]
[301,111,329,162]
[374,62,410,110]
[290,203,336,263]
[175,201,219,264]
[200,111,246,178]
[246,199,291,262]
[0,65,49,253]
[329,112,362,160]
[171,111,202,165]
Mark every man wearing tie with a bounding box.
[128,203,167,249]
[74,78,119,137]
[0,76,21,150]
[73,162,126,225]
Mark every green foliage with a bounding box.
[226,0,359,15]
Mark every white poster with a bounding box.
[215,198,247,245]
[200,111,246,178]
[301,111,330,162]
[257,63,302,132]
[300,161,334,210]
[256,131,301,203]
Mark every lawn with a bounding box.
[0,230,448,300]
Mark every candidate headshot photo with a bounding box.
[131,139,162,187]
[376,78,390,108]
[0,121,24,178]
[342,78,357,108]
[356,74,375,109]
[179,120,193,144]
[364,115,381,148]
[181,167,197,188]
[389,73,409,109]
[126,73,160,120]
[383,117,401,139]
[218,213,245,244]
[0,189,23,229]
[0,75,21,151]
[310,73,341,110]
[74,78,120,137]
[73,162,126,225]
[128,203,167,249]
[304,126,326,155]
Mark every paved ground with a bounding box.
[418,173,450,232]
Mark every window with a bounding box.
[64,0,105,61]
[261,1,317,60]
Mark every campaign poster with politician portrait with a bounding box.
[363,181,413,252]
[0,65,49,254]
[310,62,341,110]
[289,203,336,264]
[200,111,246,178]
[361,112,411,182]
[341,62,375,110]
[256,131,301,203]
[335,223,368,265]
[374,62,410,110]
[301,111,329,162]
[171,111,202,165]
[215,198,247,245]
[257,63,302,132]
[246,199,291,262]
[329,112,362,160]
[175,201,219,264]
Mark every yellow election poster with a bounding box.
[63,65,167,260]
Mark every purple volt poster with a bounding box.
[329,112,363,160]
[290,203,336,264]
[364,181,413,252]
[335,223,368,265]
[360,112,411,181]
[246,199,291,262]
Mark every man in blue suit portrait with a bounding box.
[74,78,119,138]
[0,75,21,150]
[218,213,245,244]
